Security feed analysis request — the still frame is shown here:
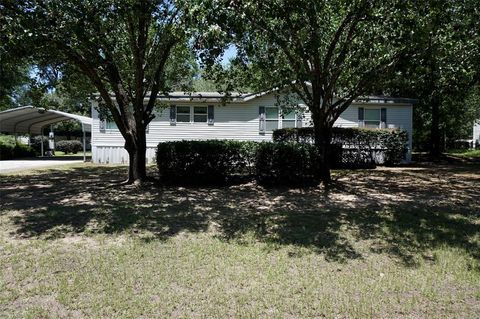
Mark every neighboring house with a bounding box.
[474,120,480,148]
[90,91,414,164]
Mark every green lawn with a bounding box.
[0,164,479,318]
[446,149,480,158]
[53,151,92,157]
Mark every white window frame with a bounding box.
[176,106,208,124]
[265,107,301,131]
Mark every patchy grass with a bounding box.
[53,151,92,157]
[446,149,480,158]
[0,163,479,318]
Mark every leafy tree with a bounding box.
[385,0,480,155]
[0,52,30,110]
[2,0,195,183]
[194,0,417,182]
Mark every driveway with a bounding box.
[0,158,84,173]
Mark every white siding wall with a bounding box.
[91,94,413,163]
[473,121,480,148]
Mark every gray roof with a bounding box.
[0,106,92,135]
[94,90,416,104]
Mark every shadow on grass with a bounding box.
[0,163,479,264]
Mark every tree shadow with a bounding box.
[0,163,478,264]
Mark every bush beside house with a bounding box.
[273,127,408,166]
[157,140,258,184]
[56,140,83,154]
[255,142,321,185]
[156,128,408,185]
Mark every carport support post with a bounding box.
[82,124,86,162]
[40,130,44,157]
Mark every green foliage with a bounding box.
[273,127,409,166]
[0,135,35,160]
[55,140,83,154]
[29,136,48,155]
[157,140,258,184]
[157,140,324,186]
[2,0,201,181]
[192,0,419,181]
[255,142,321,186]
[383,0,480,152]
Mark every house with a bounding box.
[90,91,414,164]
[473,120,480,148]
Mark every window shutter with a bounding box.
[381,108,387,128]
[170,105,176,125]
[259,106,266,133]
[99,119,106,132]
[358,107,364,127]
[207,105,214,125]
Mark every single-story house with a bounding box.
[90,90,414,164]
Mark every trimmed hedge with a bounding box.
[157,140,323,185]
[0,135,35,160]
[255,142,321,186]
[56,140,83,154]
[273,127,408,166]
[157,140,258,184]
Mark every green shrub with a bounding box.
[255,142,321,186]
[30,136,49,155]
[157,140,258,184]
[273,127,408,166]
[0,135,35,160]
[56,140,83,154]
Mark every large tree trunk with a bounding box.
[313,118,333,184]
[124,126,147,184]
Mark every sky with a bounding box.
[221,45,238,65]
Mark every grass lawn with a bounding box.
[0,164,479,318]
[53,151,92,157]
[446,149,480,158]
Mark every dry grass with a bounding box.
[0,163,479,318]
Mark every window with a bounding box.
[106,121,118,129]
[364,109,380,128]
[281,110,296,128]
[175,106,209,123]
[193,106,207,122]
[266,107,279,131]
[263,107,300,131]
[176,106,190,122]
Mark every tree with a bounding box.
[0,51,30,110]
[1,0,194,183]
[384,0,480,155]
[195,0,416,182]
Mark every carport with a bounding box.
[0,106,92,161]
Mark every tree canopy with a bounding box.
[1,0,197,183]
[195,0,418,181]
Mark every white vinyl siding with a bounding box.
[473,121,480,147]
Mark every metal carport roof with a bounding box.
[0,106,92,135]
